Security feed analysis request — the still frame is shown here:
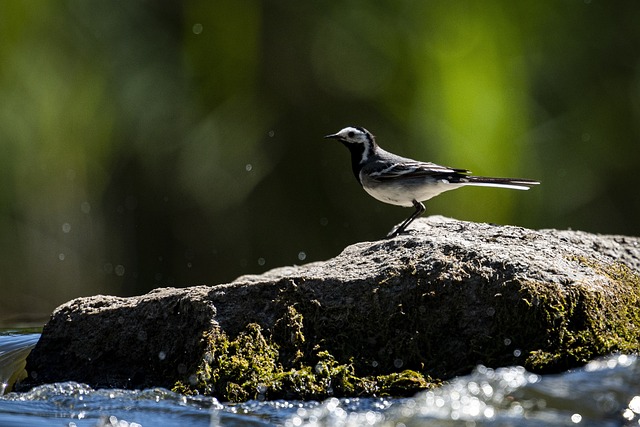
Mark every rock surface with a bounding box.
[18,216,640,400]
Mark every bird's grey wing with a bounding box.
[368,161,470,182]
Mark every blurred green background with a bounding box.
[1,1,639,325]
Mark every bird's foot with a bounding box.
[386,224,408,239]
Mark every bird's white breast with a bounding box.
[360,173,463,207]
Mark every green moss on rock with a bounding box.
[520,258,640,372]
[173,307,437,402]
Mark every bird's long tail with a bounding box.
[459,176,540,191]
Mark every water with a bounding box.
[1,333,639,426]
[0,333,39,395]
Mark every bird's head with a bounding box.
[324,126,375,147]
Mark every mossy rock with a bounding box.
[19,216,640,402]
[174,317,438,402]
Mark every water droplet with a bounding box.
[297,251,306,261]
[513,349,522,357]
[394,358,403,368]
[115,265,125,276]
[623,408,635,421]
[467,381,479,395]
[62,223,71,233]
[245,163,253,172]
[158,351,166,361]
[268,130,275,137]
[628,395,640,413]
[571,413,582,423]
[481,383,494,397]
[326,397,340,411]
[58,253,65,261]
[504,338,512,346]
[258,257,265,266]
[192,23,203,34]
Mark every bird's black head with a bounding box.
[325,126,377,183]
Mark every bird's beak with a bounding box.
[324,133,340,140]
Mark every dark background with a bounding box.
[1,1,639,325]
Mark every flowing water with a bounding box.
[1,332,639,426]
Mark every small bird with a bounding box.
[325,126,539,238]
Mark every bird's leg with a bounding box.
[386,200,426,238]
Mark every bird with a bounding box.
[325,126,539,238]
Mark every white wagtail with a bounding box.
[325,126,540,238]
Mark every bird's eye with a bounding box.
[347,131,355,138]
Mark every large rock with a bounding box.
[18,216,640,401]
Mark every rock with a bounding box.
[17,216,640,401]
